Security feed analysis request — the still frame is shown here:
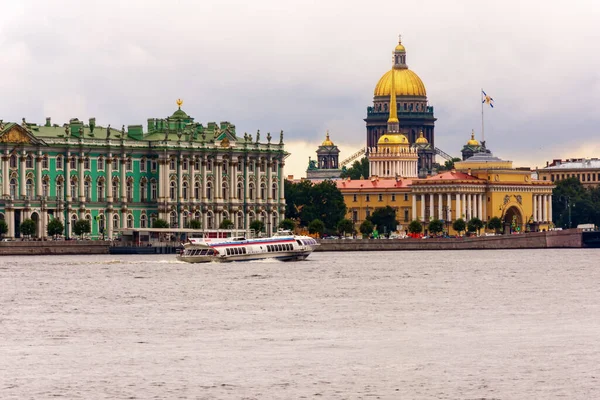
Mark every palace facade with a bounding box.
[537,158,600,188]
[0,101,288,239]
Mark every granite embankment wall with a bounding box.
[0,241,110,256]
[315,229,583,252]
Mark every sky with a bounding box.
[1,0,600,178]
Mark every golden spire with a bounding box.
[467,129,480,146]
[387,66,399,126]
[176,98,183,109]
[416,130,429,144]
[321,130,334,146]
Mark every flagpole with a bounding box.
[481,88,485,143]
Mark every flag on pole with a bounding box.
[482,90,494,108]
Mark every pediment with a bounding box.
[0,124,45,145]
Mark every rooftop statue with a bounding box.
[267,132,272,143]
[106,124,111,139]
[308,157,317,170]
[279,130,284,144]
[256,130,260,143]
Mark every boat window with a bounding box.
[296,240,302,246]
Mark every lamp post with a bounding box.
[559,195,572,229]
[441,205,451,236]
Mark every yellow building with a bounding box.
[537,158,600,188]
[338,135,555,235]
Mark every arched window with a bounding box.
[194,211,201,222]
[97,157,104,170]
[249,183,255,200]
[56,179,63,200]
[26,155,33,169]
[10,178,17,198]
[84,157,90,170]
[237,182,243,200]
[127,214,134,228]
[70,178,78,199]
[207,182,212,200]
[170,211,178,227]
[272,212,279,231]
[194,181,200,199]
[222,182,228,200]
[112,180,119,199]
[140,214,147,228]
[70,157,76,169]
[26,178,33,198]
[140,180,147,202]
[97,180,105,201]
[112,213,119,229]
[71,214,78,234]
[56,155,63,169]
[42,156,49,169]
[207,212,213,229]
[42,180,49,197]
[237,212,244,229]
[260,183,266,200]
[169,181,177,201]
[272,183,277,200]
[151,180,157,200]
[84,180,90,200]
[126,180,133,202]
[98,214,105,234]
[182,181,189,201]
[182,211,189,228]
[150,214,157,227]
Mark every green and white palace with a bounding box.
[0,100,288,239]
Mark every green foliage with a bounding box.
[487,216,503,233]
[47,218,64,238]
[0,219,8,238]
[188,219,202,229]
[219,219,234,229]
[452,218,466,234]
[367,206,398,234]
[278,218,296,231]
[308,219,325,237]
[250,220,265,233]
[552,177,600,228]
[73,219,91,238]
[19,219,36,237]
[437,157,462,172]
[408,220,423,234]
[285,179,347,229]
[359,220,374,237]
[337,219,354,237]
[467,217,484,234]
[152,219,169,229]
[340,157,370,180]
[428,219,444,235]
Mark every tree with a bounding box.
[368,206,398,235]
[73,219,91,239]
[250,220,265,234]
[0,219,8,238]
[152,219,169,229]
[452,218,466,235]
[188,219,202,229]
[19,219,36,238]
[278,218,296,231]
[359,220,374,238]
[47,218,64,239]
[286,180,346,229]
[428,219,444,236]
[487,216,503,233]
[408,220,423,234]
[340,157,369,180]
[219,219,234,229]
[437,157,462,172]
[308,219,325,237]
[337,219,354,237]
[467,217,484,235]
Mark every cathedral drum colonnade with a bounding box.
[0,101,287,239]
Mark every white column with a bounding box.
[202,156,208,201]
[20,155,26,197]
[279,161,285,202]
[478,194,483,220]
[178,157,183,201]
[466,194,472,220]
[429,193,434,222]
[2,156,8,196]
[549,195,553,223]
[119,159,126,202]
[267,158,273,202]
[7,209,15,237]
[36,156,42,197]
[65,155,71,202]
[455,193,461,220]
[543,194,548,222]
[106,159,113,202]
[420,194,425,221]
[532,194,537,222]
[538,195,543,222]
[438,193,443,220]
[446,193,452,221]
[412,194,417,221]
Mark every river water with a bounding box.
[1,249,599,399]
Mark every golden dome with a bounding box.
[395,43,406,52]
[415,130,428,144]
[467,130,479,146]
[374,68,427,97]
[378,133,409,145]
[321,130,334,146]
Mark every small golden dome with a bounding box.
[374,68,427,97]
[467,130,479,146]
[395,43,406,52]
[415,130,428,144]
[321,130,334,146]
[378,133,409,145]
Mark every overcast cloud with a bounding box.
[1,0,599,177]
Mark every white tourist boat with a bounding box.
[176,230,319,263]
